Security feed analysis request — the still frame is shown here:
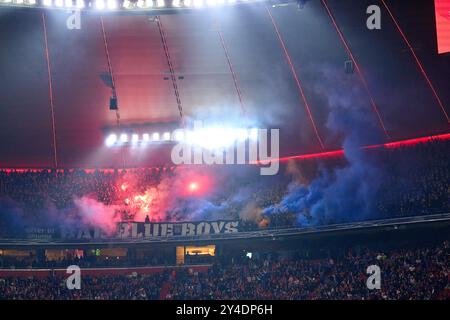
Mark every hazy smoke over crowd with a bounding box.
[0,65,390,235]
[262,65,385,225]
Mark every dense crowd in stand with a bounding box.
[376,140,450,217]
[0,254,176,270]
[0,140,449,236]
[0,241,448,300]
[167,241,450,300]
[0,273,167,300]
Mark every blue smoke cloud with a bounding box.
[262,65,386,226]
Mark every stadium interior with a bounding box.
[0,0,449,300]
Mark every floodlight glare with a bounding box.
[131,134,139,144]
[249,128,258,141]
[95,0,105,9]
[142,133,150,142]
[120,133,128,143]
[105,134,117,147]
[163,132,171,141]
[107,0,116,9]
[152,132,160,141]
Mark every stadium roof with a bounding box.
[0,0,449,168]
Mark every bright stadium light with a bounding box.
[120,133,128,143]
[64,0,73,7]
[157,0,164,7]
[136,0,144,7]
[131,133,139,145]
[174,130,184,142]
[28,0,36,4]
[193,0,203,7]
[183,0,191,6]
[122,0,131,8]
[152,132,160,141]
[55,0,63,6]
[163,132,171,141]
[249,128,258,141]
[43,0,52,6]
[95,0,105,9]
[206,0,217,6]
[142,133,150,143]
[76,0,84,8]
[107,0,116,9]
[172,0,180,6]
[105,134,117,147]
[236,128,248,141]
[16,0,24,4]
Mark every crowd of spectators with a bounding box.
[0,241,448,300]
[166,241,450,300]
[0,273,167,300]
[0,139,449,235]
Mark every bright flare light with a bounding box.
[43,0,52,6]
[183,0,191,6]
[193,0,203,7]
[143,133,150,143]
[64,0,73,7]
[188,182,199,192]
[76,0,84,8]
[174,130,184,142]
[172,0,180,6]
[157,0,164,7]
[105,134,117,147]
[55,0,63,6]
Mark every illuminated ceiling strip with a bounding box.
[262,132,450,164]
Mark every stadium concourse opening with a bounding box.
[0,0,449,302]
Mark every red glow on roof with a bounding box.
[274,133,450,163]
